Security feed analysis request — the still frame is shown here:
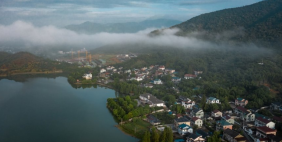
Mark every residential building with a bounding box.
[184,74,197,79]
[223,129,247,142]
[82,73,92,80]
[190,107,204,119]
[172,77,181,83]
[270,102,282,111]
[235,98,248,107]
[174,117,190,128]
[255,126,277,139]
[186,134,205,142]
[158,65,165,70]
[151,79,163,84]
[143,83,153,88]
[222,114,235,124]
[255,117,275,129]
[211,110,222,118]
[147,114,161,125]
[234,106,255,122]
[139,93,164,107]
[100,68,106,73]
[216,120,233,131]
[195,129,209,139]
[194,71,203,76]
[191,117,203,127]
[177,96,195,109]
[206,97,220,104]
[165,68,175,74]
[178,124,193,135]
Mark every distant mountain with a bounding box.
[65,19,182,34]
[153,0,282,43]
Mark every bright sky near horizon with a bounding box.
[0,0,261,26]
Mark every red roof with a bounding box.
[257,126,277,133]
[223,114,231,120]
[236,106,249,113]
[176,114,182,118]
[213,110,220,113]
[192,117,199,122]
[158,65,165,69]
[273,116,282,122]
[184,74,197,77]
[256,117,271,124]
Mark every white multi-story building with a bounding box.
[82,73,92,80]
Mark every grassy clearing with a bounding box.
[119,118,152,139]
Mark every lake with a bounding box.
[0,77,138,142]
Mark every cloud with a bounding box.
[0,21,216,49]
[0,20,271,57]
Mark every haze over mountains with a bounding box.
[0,0,281,55]
[65,19,182,34]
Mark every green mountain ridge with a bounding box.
[168,0,282,42]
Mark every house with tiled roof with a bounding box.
[139,93,164,107]
[211,110,222,118]
[235,98,248,107]
[234,106,255,122]
[270,102,282,111]
[206,97,220,104]
[255,117,275,129]
[223,129,247,142]
[222,114,235,124]
[190,107,204,119]
[194,71,203,76]
[216,120,233,131]
[158,65,165,70]
[255,126,277,139]
[195,129,209,139]
[186,134,205,142]
[190,117,203,127]
[146,114,161,125]
[174,116,190,128]
[184,74,197,79]
[172,77,181,83]
[151,79,163,84]
[178,124,193,135]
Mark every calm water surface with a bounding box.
[0,77,138,142]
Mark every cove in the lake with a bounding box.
[0,77,138,142]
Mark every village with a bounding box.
[81,64,282,142]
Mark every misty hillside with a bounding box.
[65,19,182,34]
[153,0,282,42]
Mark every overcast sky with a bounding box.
[0,0,261,26]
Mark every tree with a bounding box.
[160,128,167,142]
[151,128,160,142]
[165,127,173,142]
[142,131,149,142]
[207,131,220,142]
[200,95,207,108]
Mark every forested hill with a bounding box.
[158,0,282,42]
[0,52,68,75]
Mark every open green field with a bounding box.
[119,118,152,138]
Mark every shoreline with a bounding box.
[115,125,139,139]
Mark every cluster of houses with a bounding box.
[94,64,282,142]
[140,94,282,142]
[98,65,203,88]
